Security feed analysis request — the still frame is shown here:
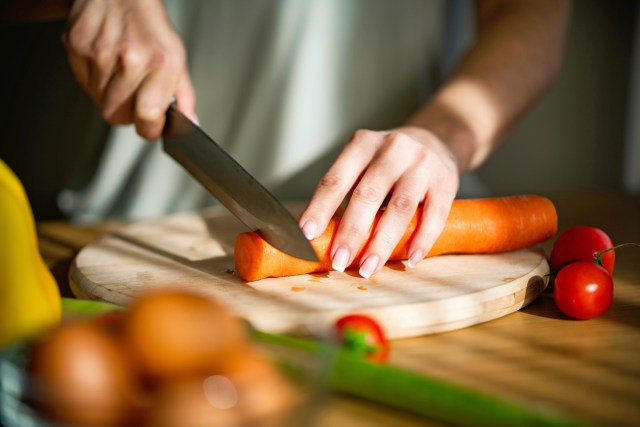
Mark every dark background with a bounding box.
[1,0,638,221]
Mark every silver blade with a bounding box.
[162,105,318,262]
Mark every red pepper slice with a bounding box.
[334,314,390,363]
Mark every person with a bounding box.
[3,0,570,278]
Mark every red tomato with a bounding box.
[554,261,613,319]
[334,314,390,363]
[550,226,615,274]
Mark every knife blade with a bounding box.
[162,105,318,262]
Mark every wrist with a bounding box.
[403,112,477,175]
[391,125,465,178]
[405,77,504,174]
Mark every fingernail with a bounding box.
[332,247,350,272]
[359,255,379,279]
[193,114,200,126]
[301,220,317,240]
[407,249,424,269]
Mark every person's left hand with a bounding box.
[299,126,460,278]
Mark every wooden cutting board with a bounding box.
[69,204,549,339]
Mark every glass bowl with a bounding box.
[1,298,329,427]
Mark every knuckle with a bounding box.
[352,184,382,205]
[317,173,343,192]
[414,145,430,164]
[93,48,112,68]
[66,26,91,54]
[91,30,117,56]
[382,132,414,154]
[384,132,406,148]
[388,194,416,216]
[349,129,373,145]
[383,132,430,162]
[118,44,145,71]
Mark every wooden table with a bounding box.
[37,191,640,427]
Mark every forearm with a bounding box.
[0,0,73,21]
[407,0,570,174]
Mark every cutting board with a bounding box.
[69,203,549,339]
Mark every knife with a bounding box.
[162,104,318,262]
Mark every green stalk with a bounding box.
[593,242,640,266]
[61,297,123,316]
[61,299,598,427]
[331,351,597,427]
[252,330,598,427]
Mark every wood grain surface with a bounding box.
[37,191,640,427]
[68,204,549,339]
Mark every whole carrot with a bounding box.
[234,195,557,282]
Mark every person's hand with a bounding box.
[299,127,460,278]
[62,0,196,139]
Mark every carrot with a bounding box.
[234,195,558,282]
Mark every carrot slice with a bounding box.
[234,195,557,282]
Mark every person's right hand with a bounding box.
[62,0,196,139]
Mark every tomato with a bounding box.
[334,314,390,363]
[554,261,613,319]
[550,226,615,274]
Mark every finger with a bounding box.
[406,186,457,269]
[87,20,121,105]
[174,71,197,123]
[100,73,142,125]
[134,67,180,140]
[299,130,382,241]
[330,134,410,272]
[358,173,428,278]
[62,3,104,97]
[62,31,94,95]
[66,50,92,94]
[100,48,150,126]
